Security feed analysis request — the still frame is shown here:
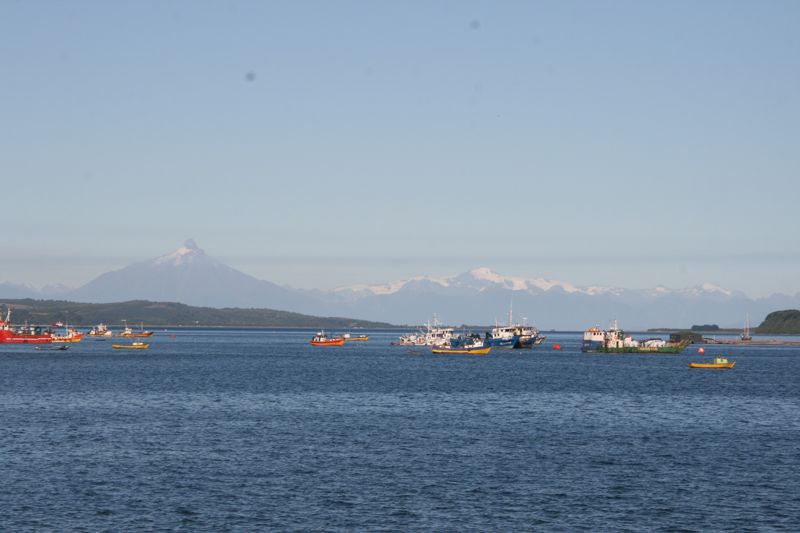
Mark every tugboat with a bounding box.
[0,308,53,344]
[310,331,345,346]
[689,356,735,369]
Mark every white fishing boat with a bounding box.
[397,315,455,347]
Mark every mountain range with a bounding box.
[4,240,799,329]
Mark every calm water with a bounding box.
[1,330,799,531]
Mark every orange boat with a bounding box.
[50,327,84,343]
[310,331,345,346]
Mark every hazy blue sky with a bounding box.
[2,1,798,296]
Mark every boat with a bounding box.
[343,333,369,341]
[112,341,150,350]
[50,326,84,343]
[87,323,114,337]
[396,315,455,347]
[310,331,345,346]
[689,356,735,369]
[741,314,752,342]
[483,305,543,349]
[0,308,53,344]
[119,322,154,337]
[581,320,687,353]
[432,345,492,355]
[35,344,70,351]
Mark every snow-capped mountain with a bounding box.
[3,243,798,329]
[333,267,733,300]
[66,239,319,310]
[321,267,765,328]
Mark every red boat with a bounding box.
[0,308,54,344]
[309,331,345,346]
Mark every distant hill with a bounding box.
[757,309,800,334]
[0,299,393,328]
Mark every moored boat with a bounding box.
[50,327,84,343]
[396,315,455,347]
[310,331,345,346]
[119,323,154,337]
[87,323,114,337]
[581,320,687,354]
[112,341,150,350]
[36,344,70,351]
[689,356,735,369]
[432,345,492,355]
[343,333,369,341]
[0,308,53,344]
[482,306,543,349]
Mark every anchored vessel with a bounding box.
[582,320,687,353]
[112,341,150,350]
[689,356,735,369]
[397,316,455,347]
[484,306,543,349]
[310,331,345,346]
[0,308,53,344]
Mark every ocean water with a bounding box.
[1,330,799,531]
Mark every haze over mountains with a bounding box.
[3,241,798,329]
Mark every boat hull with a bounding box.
[432,346,492,355]
[0,332,53,344]
[689,362,735,369]
[310,339,345,346]
[112,343,150,350]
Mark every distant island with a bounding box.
[757,309,800,334]
[0,299,393,329]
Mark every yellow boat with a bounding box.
[431,346,492,355]
[344,334,369,341]
[689,356,735,369]
[112,341,150,350]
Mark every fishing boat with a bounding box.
[581,320,687,354]
[50,326,84,343]
[396,315,455,347]
[112,341,150,350]
[689,356,735,369]
[343,333,369,341]
[310,331,345,346]
[119,322,154,337]
[0,308,53,344]
[87,323,114,337]
[484,305,543,349]
[432,345,492,355]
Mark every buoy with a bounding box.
[553,343,561,351]
[698,347,705,354]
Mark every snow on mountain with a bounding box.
[7,242,796,329]
[67,240,320,311]
[337,267,604,296]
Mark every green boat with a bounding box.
[582,321,688,354]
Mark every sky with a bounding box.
[1,0,799,296]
